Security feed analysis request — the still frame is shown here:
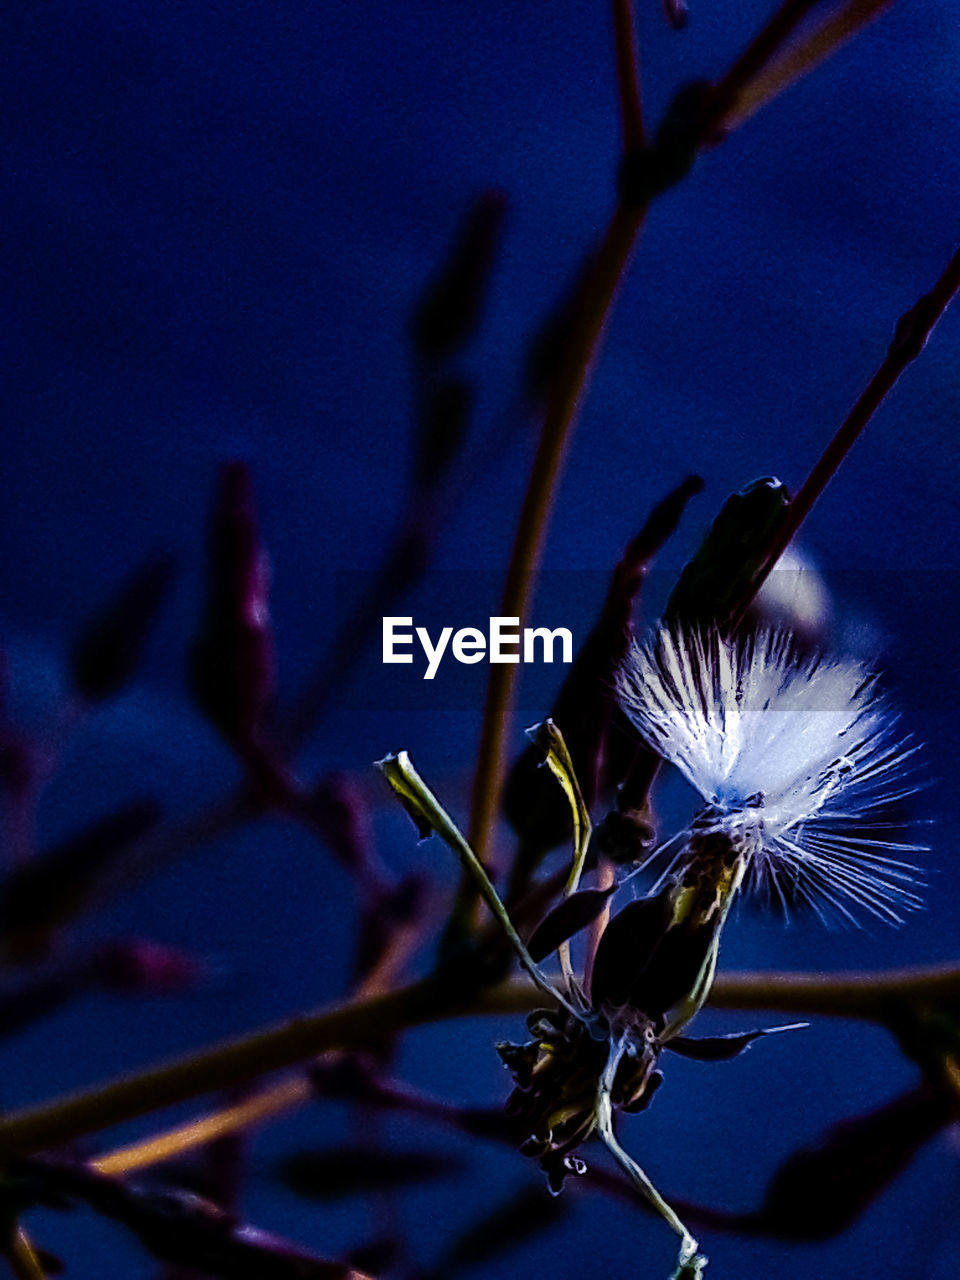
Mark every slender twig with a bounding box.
[379,752,578,1015]
[0,975,456,1159]
[91,1075,312,1176]
[5,1229,47,1280]
[467,201,646,869]
[943,1056,960,1108]
[612,0,645,151]
[709,962,960,1020]
[745,240,960,605]
[723,0,896,132]
[711,0,822,121]
[8,959,960,1161]
[595,1034,703,1272]
[484,963,960,1023]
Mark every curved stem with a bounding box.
[595,1035,704,1272]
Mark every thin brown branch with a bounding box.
[5,1229,47,1280]
[612,0,645,151]
[747,240,960,603]
[723,0,896,131]
[712,0,822,120]
[709,963,960,1020]
[0,975,446,1159]
[5,959,960,1160]
[467,201,646,870]
[91,1076,312,1176]
[460,963,960,1024]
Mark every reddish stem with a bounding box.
[612,0,645,151]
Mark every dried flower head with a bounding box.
[616,628,925,926]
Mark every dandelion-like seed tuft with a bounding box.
[617,628,926,926]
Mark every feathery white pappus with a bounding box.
[616,628,925,926]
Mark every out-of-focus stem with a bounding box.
[6,1229,47,1280]
[943,1056,960,1107]
[712,0,822,120]
[6,960,960,1159]
[92,1075,312,1176]
[472,962,960,1023]
[723,0,895,132]
[709,962,960,1020]
[0,975,454,1159]
[467,201,646,871]
[612,0,645,151]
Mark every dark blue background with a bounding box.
[2,2,960,1276]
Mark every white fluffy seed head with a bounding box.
[616,628,925,926]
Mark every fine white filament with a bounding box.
[617,629,925,926]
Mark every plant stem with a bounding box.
[91,1075,312,1175]
[749,239,960,598]
[612,0,645,151]
[712,0,822,121]
[595,1034,700,1258]
[723,0,896,131]
[4,961,960,1159]
[469,962,960,1023]
[0,975,454,1159]
[709,962,960,1020]
[6,1229,47,1280]
[467,201,646,869]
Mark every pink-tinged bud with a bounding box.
[190,462,276,752]
[70,554,177,703]
[91,938,202,993]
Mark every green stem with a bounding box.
[377,752,576,1014]
[595,1035,704,1274]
